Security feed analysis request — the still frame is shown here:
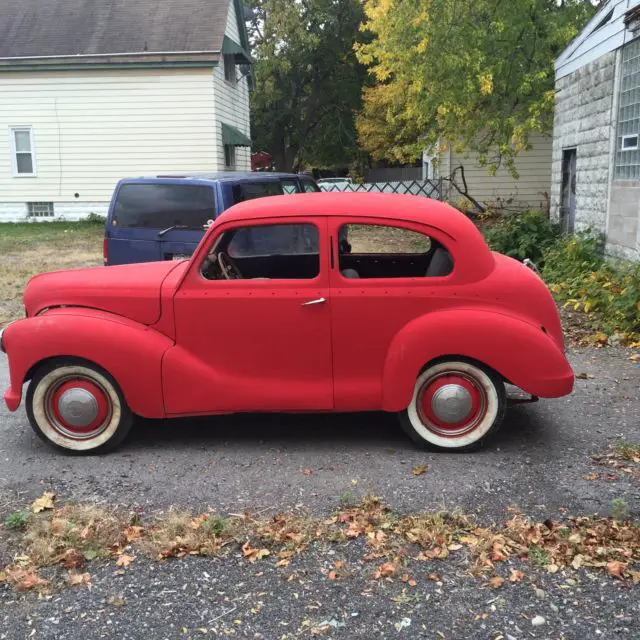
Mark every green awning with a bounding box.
[221,122,251,147]
[222,35,252,65]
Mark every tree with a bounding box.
[355,0,602,175]
[247,0,367,172]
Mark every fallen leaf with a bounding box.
[448,543,463,551]
[411,465,427,476]
[328,570,338,580]
[408,579,417,587]
[6,567,49,591]
[485,576,505,589]
[629,354,640,362]
[63,549,85,569]
[546,563,559,574]
[241,541,270,563]
[66,572,91,587]
[509,569,525,583]
[31,491,56,513]
[607,560,626,579]
[303,468,313,476]
[428,573,441,581]
[83,549,98,561]
[116,554,135,568]
[373,562,398,579]
[334,560,344,570]
[583,472,599,481]
[124,525,143,542]
[108,595,125,607]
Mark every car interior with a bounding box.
[201,222,454,281]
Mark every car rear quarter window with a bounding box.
[231,181,284,204]
[338,223,453,278]
[113,184,215,229]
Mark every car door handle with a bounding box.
[301,297,326,306]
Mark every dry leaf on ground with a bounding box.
[66,572,91,587]
[412,465,427,476]
[116,554,135,568]
[485,576,505,589]
[31,491,56,513]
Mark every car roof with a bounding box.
[211,193,494,282]
[221,192,472,234]
[125,172,306,184]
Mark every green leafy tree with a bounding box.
[356,0,602,174]
[247,0,367,172]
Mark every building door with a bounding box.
[560,149,577,234]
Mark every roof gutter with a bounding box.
[0,50,223,69]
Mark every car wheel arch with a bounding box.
[381,308,570,411]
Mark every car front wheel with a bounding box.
[26,359,133,454]
[399,359,506,451]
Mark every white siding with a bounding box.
[440,133,552,211]
[212,0,251,170]
[556,0,640,80]
[0,67,220,205]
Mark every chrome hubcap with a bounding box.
[431,384,473,424]
[58,388,99,427]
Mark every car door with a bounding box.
[163,216,333,415]
[327,216,455,411]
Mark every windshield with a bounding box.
[112,183,215,229]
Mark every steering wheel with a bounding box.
[217,251,243,280]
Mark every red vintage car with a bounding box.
[0,193,574,454]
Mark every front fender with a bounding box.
[382,309,574,412]
[2,308,173,418]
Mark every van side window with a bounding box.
[231,181,283,204]
[113,184,215,229]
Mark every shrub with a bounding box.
[543,233,640,337]
[483,210,561,266]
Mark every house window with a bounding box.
[224,144,236,169]
[224,54,236,84]
[615,39,640,179]
[9,126,36,176]
[27,202,54,218]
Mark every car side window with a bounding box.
[338,224,453,279]
[202,223,320,281]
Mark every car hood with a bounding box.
[24,261,186,325]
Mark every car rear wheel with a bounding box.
[26,360,133,454]
[399,359,506,452]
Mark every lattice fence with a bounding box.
[318,179,442,200]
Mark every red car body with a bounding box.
[1,193,573,453]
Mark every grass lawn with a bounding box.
[0,222,103,325]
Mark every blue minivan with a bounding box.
[104,172,320,265]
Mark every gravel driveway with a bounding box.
[0,347,638,639]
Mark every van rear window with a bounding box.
[113,184,215,229]
[231,181,283,204]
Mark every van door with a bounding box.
[106,182,216,265]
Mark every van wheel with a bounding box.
[26,360,133,454]
[399,360,506,452]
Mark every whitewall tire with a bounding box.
[26,360,133,454]
[399,360,506,451]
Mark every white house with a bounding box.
[0,0,252,222]
[551,0,640,261]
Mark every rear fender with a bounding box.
[2,308,173,418]
[382,309,574,411]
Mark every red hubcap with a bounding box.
[46,377,111,439]
[417,372,487,438]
